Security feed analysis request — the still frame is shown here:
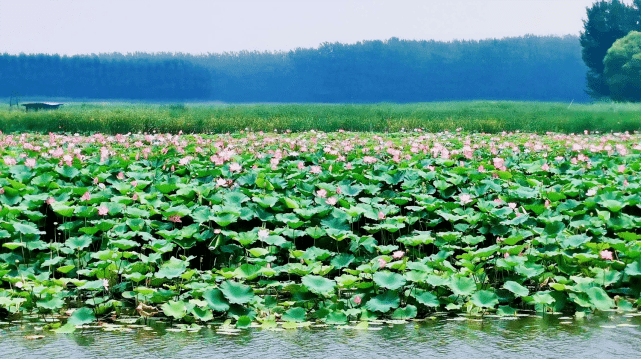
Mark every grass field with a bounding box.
[0,101,640,134]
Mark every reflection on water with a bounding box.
[1,312,639,359]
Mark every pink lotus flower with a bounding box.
[258,229,270,239]
[98,206,109,216]
[353,295,362,305]
[541,163,550,171]
[102,279,109,291]
[25,158,36,168]
[310,165,322,174]
[81,191,91,202]
[4,157,16,166]
[216,178,228,187]
[168,215,182,223]
[363,156,377,164]
[316,188,327,198]
[325,197,337,206]
[378,211,386,220]
[618,164,626,173]
[229,162,242,172]
[508,203,517,210]
[131,180,138,188]
[392,251,404,259]
[377,257,387,268]
[15,281,23,289]
[46,197,55,205]
[132,193,138,201]
[460,194,472,205]
[600,250,613,261]
[117,172,124,180]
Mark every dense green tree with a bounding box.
[0,35,589,102]
[580,0,641,99]
[604,31,641,101]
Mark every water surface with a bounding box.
[1,312,639,359]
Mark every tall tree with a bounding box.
[580,0,639,99]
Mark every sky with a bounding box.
[0,0,621,55]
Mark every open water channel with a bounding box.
[0,312,639,359]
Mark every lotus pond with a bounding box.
[1,129,641,333]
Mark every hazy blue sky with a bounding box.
[0,0,617,55]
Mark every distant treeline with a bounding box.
[0,35,590,102]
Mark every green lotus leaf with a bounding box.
[560,234,591,249]
[365,291,400,313]
[37,296,65,310]
[212,212,239,227]
[301,275,336,296]
[330,253,355,269]
[67,307,96,326]
[190,307,213,322]
[301,247,332,262]
[66,236,93,250]
[261,235,287,247]
[282,307,307,322]
[497,306,518,316]
[373,271,407,291]
[503,281,529,297]
[276,213,304,228]
[324,311,348,324]
[56,166,79,179]
[601,199,625,212]
[110,239,139,250]
[392,305,417,320]
[13,222,44,235]
[161,300,187,319]
[233,232,257,246]
[248,248,269,257]
[220,281,255,304]
[544,221,565,236]
[471,290,499,308]
[80,280,107,290]
[154,183,178,194]
[412,290,440,308]
[531,291,556,305]
[586,287,615,311]
[305,226,326,239]
[224,191,250,207]
[2,242,25,250]
[56,265,75,274]
[155,257,187,279]
[53,323,77,334]
[202,289,230,312]
[624,259,641,276]
[448,277,476,296]
[236,315,252,328]
[41,256,65,267]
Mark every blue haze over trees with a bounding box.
[0,35,589,102]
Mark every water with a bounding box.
[1,312,640,359]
